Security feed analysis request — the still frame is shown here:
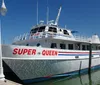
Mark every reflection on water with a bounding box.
[29,70,100,85]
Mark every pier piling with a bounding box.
[88,43,92,74]
[79,61,82,74]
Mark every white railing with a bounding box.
[13,33,29,42]
[13,32,92,43]
[74,35,91,42]
[13,32,72,42]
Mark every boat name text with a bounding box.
[13,48,58,56]
[42,50,58,56]
[13,48,36,55]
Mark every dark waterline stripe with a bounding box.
[23,64,100,84]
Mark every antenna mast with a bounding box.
[55,6,62,26]
[37,1,38,25]
[46,0,49,24]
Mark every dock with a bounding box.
[0,80,22,85]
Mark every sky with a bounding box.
[0,0,100,44]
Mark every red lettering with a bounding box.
[46,50,49,56]
[42,50,45,56]
[23,49,28,54]
[13,48,18,55]
[55,51,58,55]
[42,50,58,56]
[27,49,32,55]
[32,49,36,55]
[52,51,54,56]
[49,51,51,56]
[18,49,23,55]
[13,48,36,55]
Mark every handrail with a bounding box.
[13,32,92,43]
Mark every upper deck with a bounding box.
[13,24,100,45]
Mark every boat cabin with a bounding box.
[30,25,70,36]
[12,25,100,51]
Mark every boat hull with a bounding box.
[2,45,100,83]
[3,58,100,83]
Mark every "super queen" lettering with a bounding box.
[42,50,58,56]
[13,48,58,56]
[13,48,36,55]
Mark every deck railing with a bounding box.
[13,33,29,42]
[74,35,91,42]
[13,32,91,43]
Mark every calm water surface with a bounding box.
[29,70,100,85]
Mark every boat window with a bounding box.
[98,46,100,50]
[38,26,45,32]
[75,43,80,50]
[48,27,57,33]
[96,46,98,50]
[63,30,69,35]
[68,44,73,50]
[51,43,57,48]
[87,45,90,50]
[82,45,86,50]
[95,45,100,50]
[60,43,66,49]
[31,28,39,34]
[37,43,41,47]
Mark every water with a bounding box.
[29,70,100,85]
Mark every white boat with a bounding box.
[2,6,100,83]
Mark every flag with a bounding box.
[71,31,78,33]
[0,0,7,16]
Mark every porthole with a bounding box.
[26,44,29,46]
[37,43,41,47]
[60,29,62,31]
